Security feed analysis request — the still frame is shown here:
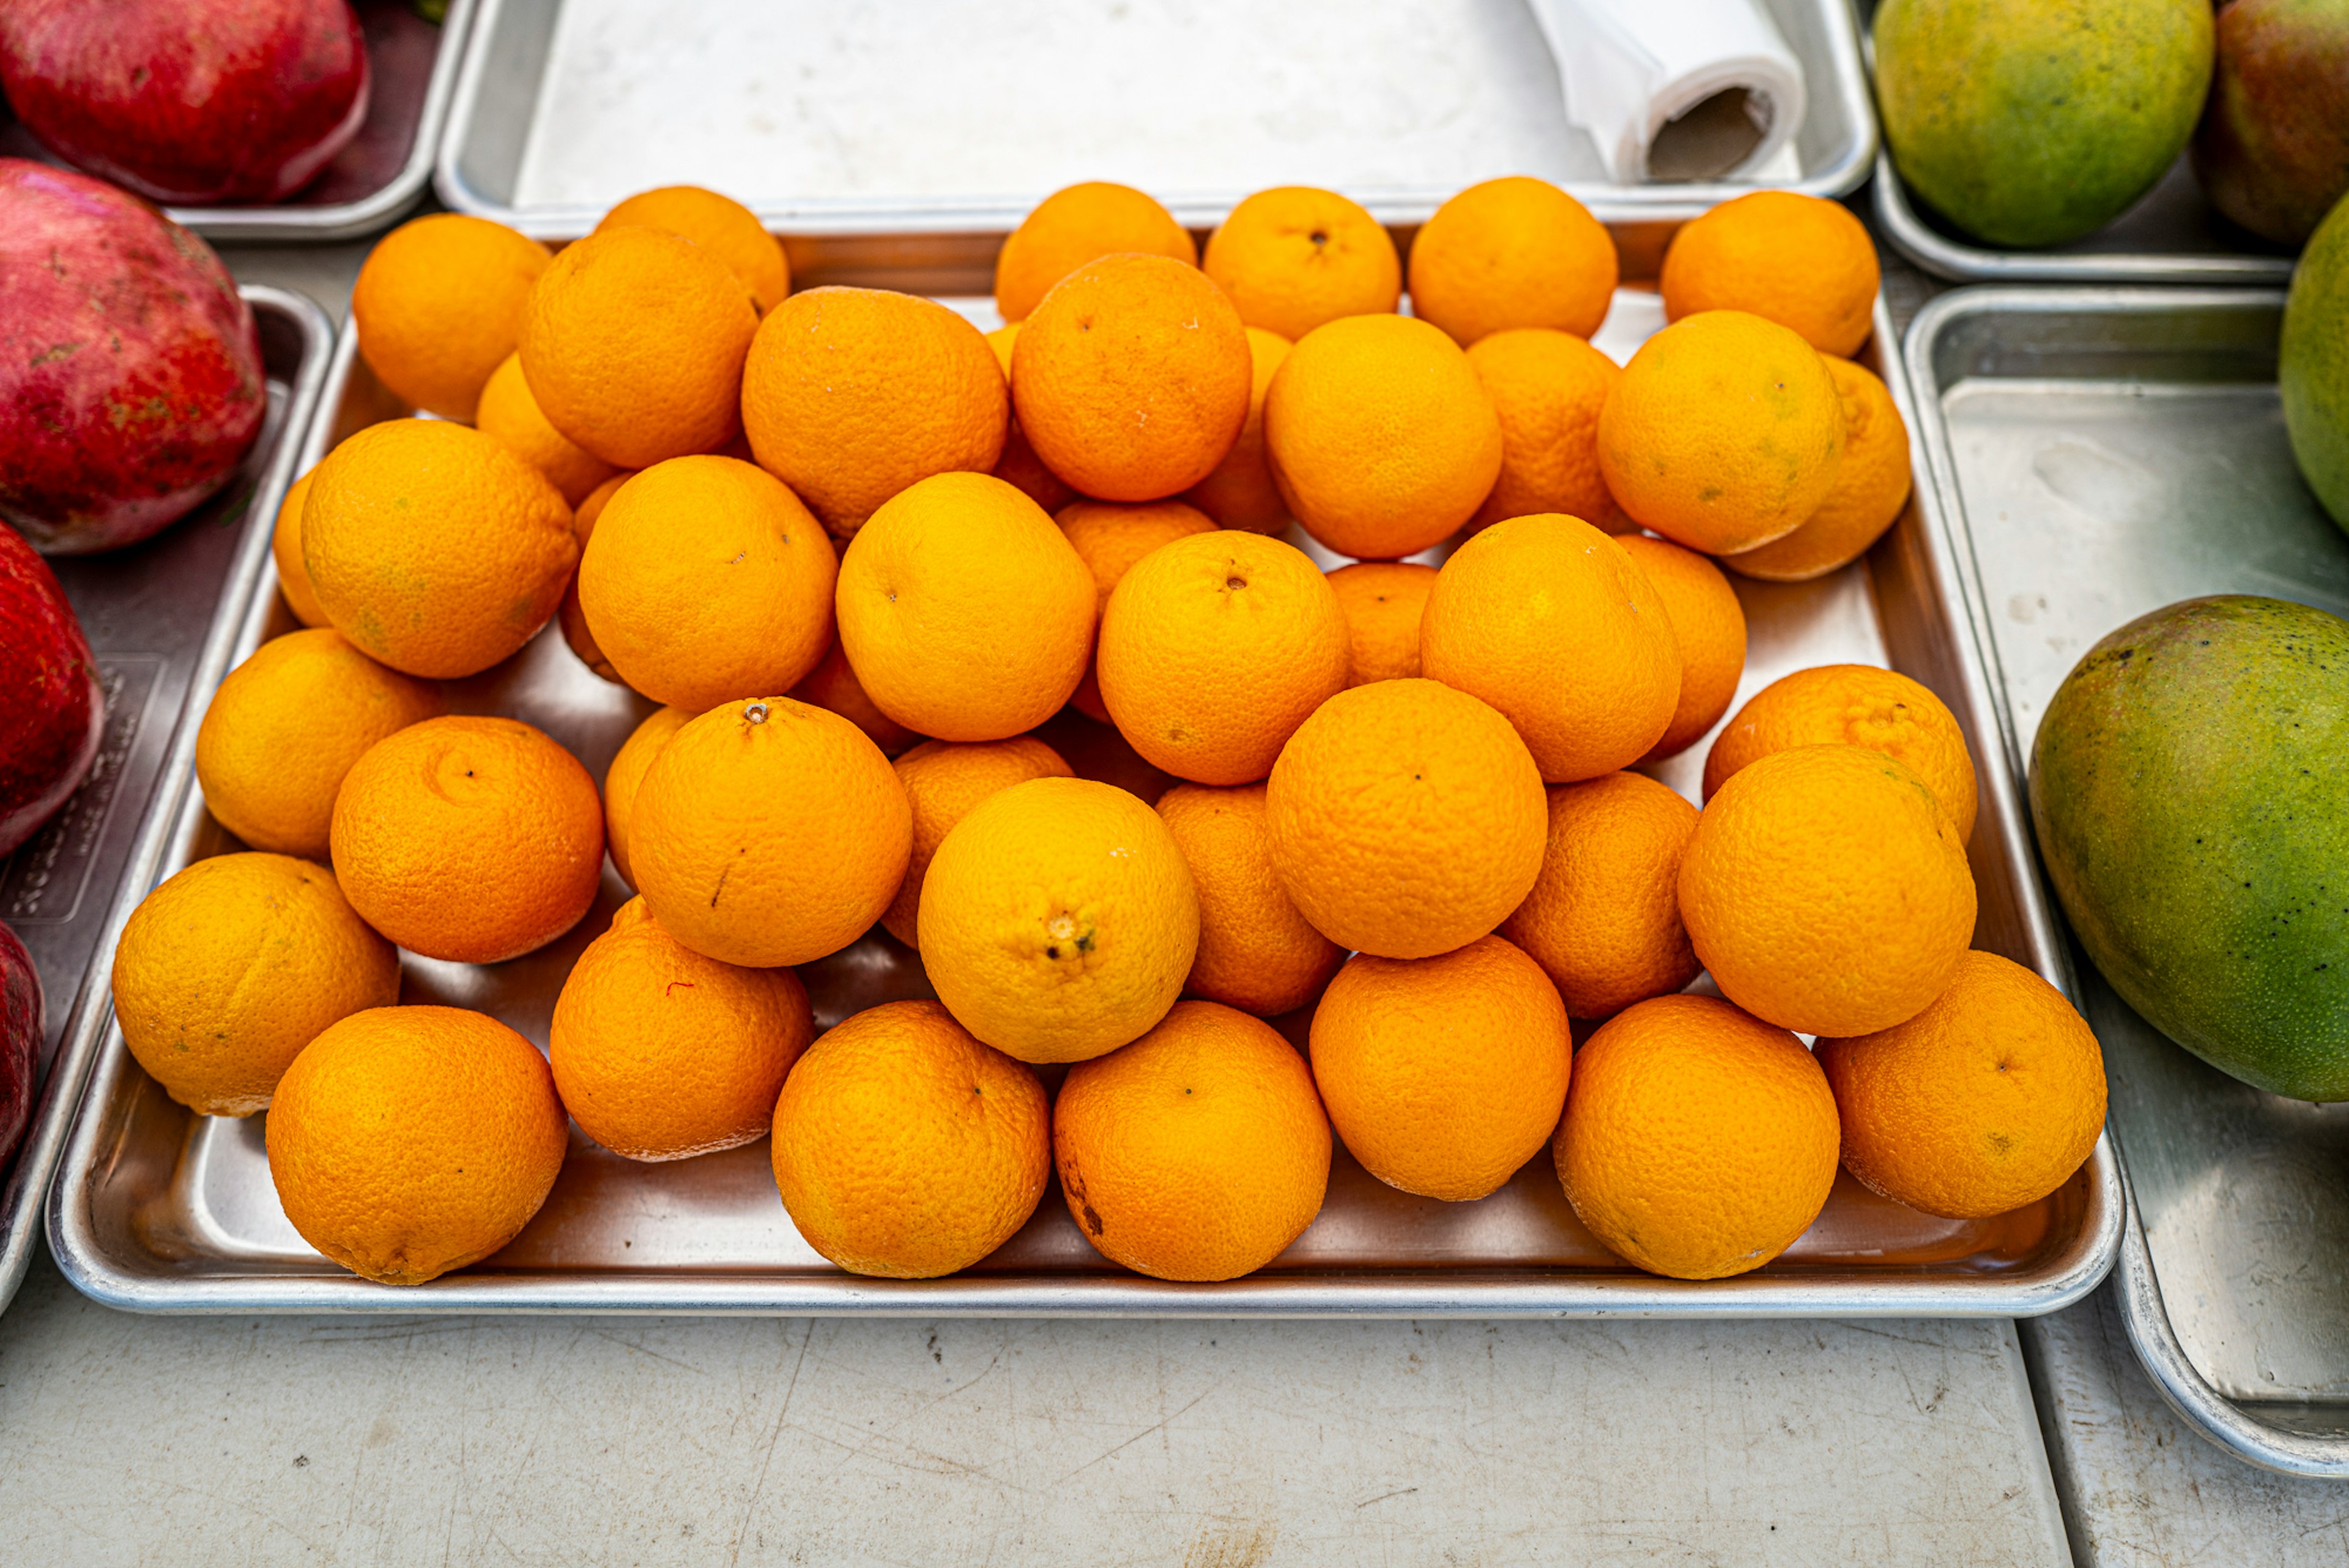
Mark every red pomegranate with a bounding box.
[0,160,265,555]
[0,0,369,206]
[0,524,104,858]
[0,920,37,1175]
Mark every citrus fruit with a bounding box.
[994,181,1198,322]
[882,736,1074,948]
[1310,934,1572,1200]
[350,214,551,422]
[196,627,447,860]
[630,696,911,968]
[576,455,837,712]
[771,999,1050,1278]
[270,470,327,628]
[834,471,1095,741]
[266,1005,569,1285]
[1326,560,1436,686]
[1263,313,1503,559]
[1408,176,1618,346]
[1596,310,1846,554]
[1501,771,1701,1020]
[984,322,1079,516]
[475,351,620,507]
[332,715,604,965]
[1057,498,1218,723]
[550,896,815,1161]
[1464,327,1625,534]
[596,184,790,313]
[1201,186,1401,341]
[1265,677,1546,959]
[1555,994,1841,1280]
[1817,950,2107,1219]
[1659,191,1881,358]
[1419,513,1682,781]
[1012,253,1253,502]
[1053,1000,1330,1281]
[918,776,1198,1063]
[1156,782,1343,1017]
[741,286,1009,538]
[1181,325,1293,533]
[1680,744,1977,1038]
[556,469,631,683]
[1096,530,1349,784]
[302,418,576,680]
[602,704,689,890]
[1703,664,1978,842]
[1721,356,1913,582]
[1616,535,1747,760]
[518,225,759,467]
[788,637,922,757]
[111,852,398,1117]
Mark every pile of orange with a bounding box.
[116,175,2103,1291]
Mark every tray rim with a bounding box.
[1902,281,2349,1477]
[431,0,1880,238]
[0,284,338,1319]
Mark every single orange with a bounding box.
[1181,325,1293,533]
[1096,530,1349,785]
[1054,999,1331,1282]
[1408,176,1619,346]
[1057,498,1218,723]
[1721,356,1913,583]
[1702,664,1978,842]
[1418,513,1682,781]
[1156,782,1343,1017]
[994,181,1198,322]
[601,704,690,891]
[596,185,790,313]
[881,736,1074,948]
[556,469,631,683]
[1660,191,1879,359]
[985,322,1080,516]
[1555,994,1841,1280]
[1203,187,1401,342]
[1499,772,1701,1019]
[351,213,552,422]
[475,351,619,507]
[1326,560,1437,686]
[271,471,328,628]
[1310,934,1572,1201]
[788,637,924,757]
[1465,327,1626,534]
[1616,535,1747,760]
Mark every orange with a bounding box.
[196,628,447,860]
[271,471,328,628]
[1616,535,1746,760]
[771,1000,1050,1278]
[1554,994,1840,1280]
[882,737,1074,948]
[1097,531,1349,785]
[1722,357,1913,583]
[1053,999,1331,1282]
[1326,560,1437,687]
[1499,772,1701,1019]
[631,697,911,968]
[1702,664,1978,842]
[1408,176,1619,346]
[550,896,815,1161]
[596,184,790,313]
[1818,951,2106,1220]
[1660,191,1880,359]
[742,286,1009,538]
[1465,328,1626,534]
[1181,326,1293,533]
[518,226,759,468]
[994,181,1198,322]
[1265,678,1546,959]
[1309,934,1571,1201]
[836,472,1095,742]
[1057,498,1218,723]
[1263,313,1503,559]
[1679,744,1976,1038]
[1202,187,1401,342]
[1419,514,1682,781]
[1156,782,1343,1017]
[266,1005,569,1285]
[557,470,631,683]
[789,638,922,757]
[302,418,576,680]
[351,213,552,422]
[1597,310,1846,554]
[601,704,689,890]
[576,456,837,712]
[1012,254,1253,502]
[918,776,1198,1064]
[985,322,1079,516]
[111,852,399,1117]
[474,352,619,507]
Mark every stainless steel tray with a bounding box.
[0,286,335,1318]
[44,247,2121,1315]
[1906,284,2349,1474]
[0,0,477,243]
[436,0,1876,239]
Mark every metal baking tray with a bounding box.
[0,286,334,1318]
[1906,284,2349,1474]
[436,0,1876,239]
[0,0,477,243]
[44,240,2121,1314]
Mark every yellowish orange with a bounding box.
[1499,771,1701,1019]
[475,351,620,507]
[1057,498,1218,723]
[1181,326,1293,533]
[1326,560,1437,687]
[994,181,1198,322]
[1465,327,1625,533]
[1660,191,1880,359]
[1721,356,1913,583]
[351,213,552,422]
[601,704,689,890]
[557,469,631,683]
[1203,187,1401,342]
[985,322,1079,516]
[1156,782,1343,1017]
[1408,176,1619,346]
[271,471,327,627]
[1616,535,1747,760]
[1702,663,1978,842]
[596,184,790,313]
[789,639,923,757]
[881,737,1074,948]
